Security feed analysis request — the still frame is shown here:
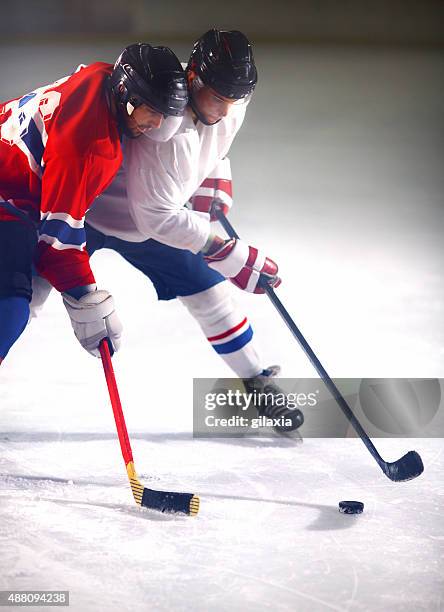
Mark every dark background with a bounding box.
[1,0,443,45]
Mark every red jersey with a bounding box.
[0,63,122,292]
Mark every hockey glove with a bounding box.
[189,158,232,221]
[62,289,122,357]
[204,237,281,294]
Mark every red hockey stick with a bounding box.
[99,340,199,515]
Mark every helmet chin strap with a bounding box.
[189,95,221,126]
[115,103,140,139]
[107,77,139,139]
[187,71,221,126]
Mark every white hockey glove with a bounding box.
[203,237,281,294]
[62,289,122,357]
[189,158,232,221]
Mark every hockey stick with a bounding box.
[99,340,200,515]
[214,208,424,482]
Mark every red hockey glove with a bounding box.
[189,178,232,221]
[204,237,281,294]
[189,158,232,221]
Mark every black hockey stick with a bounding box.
[99,340,200,515]
[214,208,424,482]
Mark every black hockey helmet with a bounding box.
[109,43,188,118]
[187,29,257,101]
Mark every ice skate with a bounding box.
[243,365,304,434]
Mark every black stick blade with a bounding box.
[141,488,200,516]
[383,450,424,482]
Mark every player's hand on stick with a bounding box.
[62,289,122,357]
[189,159,232,221]
[203,237,281,294]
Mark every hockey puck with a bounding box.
[339,500,364,514]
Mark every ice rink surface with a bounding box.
[1,42,443,611]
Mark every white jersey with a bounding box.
[86,103,246,253]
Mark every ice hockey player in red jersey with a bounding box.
[0,43,188,364]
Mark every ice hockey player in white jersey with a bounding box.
[33,30,304,433]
